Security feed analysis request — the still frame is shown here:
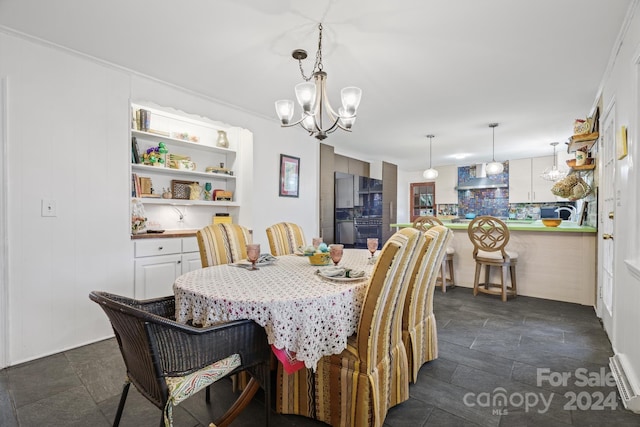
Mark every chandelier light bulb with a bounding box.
[274,100,294,124]
[294,82,316,113]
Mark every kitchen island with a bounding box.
[391,220,596,305]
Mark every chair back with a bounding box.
[356,227,425,375]
[467,216,512,261]
[197,223,252,267]
[90,292,174,408]
[266,222,306,256]
[412,215,443,231]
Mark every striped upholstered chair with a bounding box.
[402,225,452,382]
[412,215,456,292]
[265,222,306,256]
[196,223,252,267]
[277,227,430,427]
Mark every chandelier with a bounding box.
[486,123,504,175]
[274,23,362,140]
[423,134,438,180]
[540,142,568,181]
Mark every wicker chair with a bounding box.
[468,216,518,302]
[277,228,426,426]
[89,291,271,427]
[197,223,252,267]
[412,215,456,292]
[265,222,306,256]
[402,225,452,382]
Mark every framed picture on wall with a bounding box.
[279,154,300,197]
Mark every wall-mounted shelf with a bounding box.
[132,130,236,156]
[567,132,599,153]
[132,197,239,207]
[132,163,236,181]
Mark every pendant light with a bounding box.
[422,134,438,180]
[486,123,504,175]
[540,142,568,181]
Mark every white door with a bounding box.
[597,104,615,337]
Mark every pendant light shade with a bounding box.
[422,134,438,180]
[486,123,504,175]
[540,142,568,181]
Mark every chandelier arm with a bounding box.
[278,114,313,128]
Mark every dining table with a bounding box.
[173,248,376,371]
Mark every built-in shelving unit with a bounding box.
[567,132,599,153]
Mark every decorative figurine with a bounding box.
[216,130,229,148]
[204,182,212,201]
[189,182,202,200]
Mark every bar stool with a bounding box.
[412,216,456,292]
[467,216,518,302]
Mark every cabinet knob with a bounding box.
[177,260,181,264]
[608,211,614,219]
[602,234,613,240]
[158,246,163,251]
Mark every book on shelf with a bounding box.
[131,136,141,164]
[131,173,141,197]
[135,108,151,131]
[138,176,152,195]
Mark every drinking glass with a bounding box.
[367,238,379,259]
[247,243,261,270]
[329,244,344,266]
[312,237,323,249]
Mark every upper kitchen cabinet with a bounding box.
[509,156,559,203]
[435,164,458,205]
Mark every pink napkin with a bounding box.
[271,345,305,374]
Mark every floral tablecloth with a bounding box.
[174,249,375,370]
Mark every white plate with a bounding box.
[316,271,368,282]
[234,260,276,268]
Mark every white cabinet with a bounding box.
[435,164,459,204]
[133,237,202,299]
[509,156,557,203]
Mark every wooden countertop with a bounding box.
[131,229,198,239]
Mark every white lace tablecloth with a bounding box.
[174,249,375,370]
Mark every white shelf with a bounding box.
[131,163,236,181]
[133,197,239,207]
[132,130,236,156]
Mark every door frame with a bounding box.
[597,98,616,338]
[0,77,8,368]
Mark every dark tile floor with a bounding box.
[2,288,639,427]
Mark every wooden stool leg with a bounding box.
[441,259,447,293]
[501,265,508,302]
[484,265,490,290]
[448,257,455,287]
[473,262,482,296]
[510,265,517,296]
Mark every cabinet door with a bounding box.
[531,156,557,202]
[335,176,354,208]
[508,158,532,203]
[435,165,458,205]
[134,254,181,299]
[181,252,202,274]
[409,182,435,221]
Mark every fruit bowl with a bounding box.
[308,252,332,266]
[541,218,562,227]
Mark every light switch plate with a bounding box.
[41,199,57,217]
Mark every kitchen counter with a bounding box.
[131,229,198,239]
[391,220,597,233]
[391,220,596,305]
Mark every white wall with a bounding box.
[0,31,318,366]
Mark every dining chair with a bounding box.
[412,215,456,292]
[277,227,427,427]
[89,291,271,427]
[265,222,306,256]
[402,224,452,383]
[197,223,252,267]
[468,216,518,302]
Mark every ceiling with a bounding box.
[0,0,633,171]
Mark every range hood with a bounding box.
[456,163,509,190]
